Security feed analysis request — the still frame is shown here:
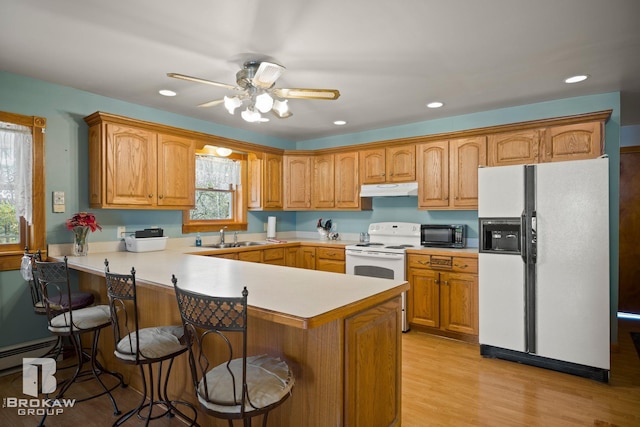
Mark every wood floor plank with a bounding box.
[1,319,639,426]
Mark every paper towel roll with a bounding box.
[267,216,276,239]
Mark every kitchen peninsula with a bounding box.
[59,250,407,427]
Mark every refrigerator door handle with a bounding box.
[520,213,528,263]
[530,213,537,264]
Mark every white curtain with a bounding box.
[195,155,240,190]
[0,121,33,224]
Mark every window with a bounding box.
[0,111,46,271]
[182,151,247,233]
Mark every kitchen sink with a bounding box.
[204,241,269,249]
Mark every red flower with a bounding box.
[66,212,102,232]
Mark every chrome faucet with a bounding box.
[220,226,228,244]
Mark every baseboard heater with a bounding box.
[0,337,58,372]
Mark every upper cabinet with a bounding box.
[283,154,312,209]
[541,121,602,162]
[417,137,486,210]
[85,113,195,209]
[312,154,335,209]
[335,151,367,209]
[487,130,541,167]
[488,119,604,166]
[248,152,283,210]
[359,144,416,184]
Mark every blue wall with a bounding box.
[0,71,621,348]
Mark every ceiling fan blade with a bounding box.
[273,88,340,100]
[252,61,286,89]
[167,73,240,91]
[197,99,225,108]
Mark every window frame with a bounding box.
[0,111,46,270]
[182,151,248,234]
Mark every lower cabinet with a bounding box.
[316,247,345,273]
[408,253,478,341]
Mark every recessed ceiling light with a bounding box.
[564,75,589,84]
[159,89,177,97]
[426,101,444,108]
[334,120,347,126]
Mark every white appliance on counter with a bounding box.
[345,222,421,332]
[478,157,610,382]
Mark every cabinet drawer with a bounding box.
[316,247,345,261]
[263,247,285,262]
[452,257,477,274]
[408,254,432,269]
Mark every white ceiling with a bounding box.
[2,0,640,142]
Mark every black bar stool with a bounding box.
[173,275,294,427]
[33,256,124,427]
[104,259,197,426]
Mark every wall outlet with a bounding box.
[117,226,126,239]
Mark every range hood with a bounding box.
[360,182,419,197]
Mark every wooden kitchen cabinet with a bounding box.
[312,154,335,209]
[316,247,345,273]
[408,253,478,341]
[417,137,486,210]
[85,113,195,209]
[488,120,604,166]
[487,129,541,167]
[298,247,316,270]
[335,151,365,209]
[284,154,312,209]
[263,247,286,266]
[248,152,283,210]
[359,144,416,184]
[541,121,603,162]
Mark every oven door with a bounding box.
[345,249,409,332]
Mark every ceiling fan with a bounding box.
[167,60,340,123]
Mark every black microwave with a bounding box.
[421,224,465,248]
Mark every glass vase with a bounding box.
[72,226,90,256]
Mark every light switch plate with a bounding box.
[53,191,65,213]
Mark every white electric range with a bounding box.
[345,222,421,332]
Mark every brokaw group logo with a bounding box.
[2,358,76,417]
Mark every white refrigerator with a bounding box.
[478,157,610,382]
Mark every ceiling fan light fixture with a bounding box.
[272,99,292,118]
[224,95,242,114]
[255,93,274,113]
[252,61,285,88]
[241,107,262,123]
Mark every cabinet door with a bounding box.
[450,136,486,209]
[238,250,262,263]
[312,154,335,209]
[157,133,195,208]
[105,123,157,207]
[316,247,345,273]
[417,141,449,209]
[284,155,312,209]
[335,152,361,209]
[359,148,386,184]
[487,130,541,166]
[440,272,478,335]
[263,247,286,266]
[248,152,283,209]
[264,153,283,208]
[247,152,263,209]
[541,121,603,162]
[298,247,316,270]
[386,144,416,182]
[286,247,299,268]
[408,267,440,328]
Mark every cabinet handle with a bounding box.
[435,279,440,285]
[454,263,468,269]
[444,280,449,286]
[158,195,163,199]
[417,260,430,266]
[148,194,153,198]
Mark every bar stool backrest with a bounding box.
[33,257,75,330]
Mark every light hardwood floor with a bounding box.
[1,319,639,426]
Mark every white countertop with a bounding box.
[58,250,407,327]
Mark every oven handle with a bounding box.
[345,250,405,260]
